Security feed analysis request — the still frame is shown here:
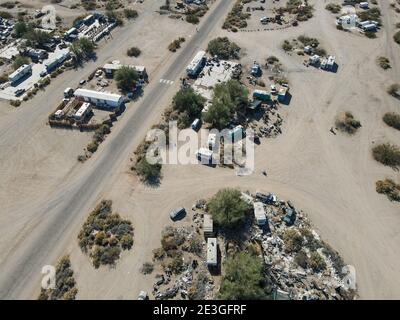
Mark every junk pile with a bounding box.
[247,191,357,300]
[258,106,283,138]
[152,221,216,300]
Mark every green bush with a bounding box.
[114,66,139,92]
[308,251,326,272]
[335,112,361,134]
[124,9,138,19]
[38,255,78,300]
[186,14,199,24]
[383,112,400,130]
[13,55,30,70]
[283,229,303,253]
[127,46,141,57]
[219,252,269,300]
[208,188,250,229]
[87,141,99,153]
[378,56,391,69]
[325,3,341,14]
[78,200,134,268]
[135,157,162,183]
[207,37,241,60]
[172,87,205,120]
[372,143,400,168]
[376,179,400,202]
[395,31,400,45]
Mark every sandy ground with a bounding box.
[0,1,193,264]
[1,0,400,299]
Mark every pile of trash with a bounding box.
[258,106,283,138]
[152,216,217,300]
[247,191,357,300]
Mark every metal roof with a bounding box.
[74,88,122,103]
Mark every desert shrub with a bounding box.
[365,31,377,39]
[335,112,361,134]
[78,200,134,268]
[378,56,391,69]
[325,3,341,14]
[308,251,326,272]
[222,0,250,31]
[140,262,154,275]
[283,229,303,253]
[376,179,400,202]
[124,9,138,19]
[297,35,319,48]
[13,55,30,70]
[38,255,77,300]
[168,37,185,52]
[134,157,162,183]
[266,55,279,65]
[383,112,400,130]
[372,143,400,168]
[387,83,400,97]
[86,141,99,153]
[294,251,308,269]
[127,46,141,57]
[394,31,400,45]
[186,14,199,24]
[282,40,293,52]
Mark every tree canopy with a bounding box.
[203,80,248,129]
[69,38,95,61]
[219,252,268,300]
[207,37,241,60]
[207,188,250,229]
[13,22,51,48]
[114,66,139,92]
[13,55,30,70]
[172,87,205,119]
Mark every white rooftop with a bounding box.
[74,88,122,103]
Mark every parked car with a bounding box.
[39,70,47,77]
[191,118,201,131]
[15,88,25,96]
[169,207,186,221]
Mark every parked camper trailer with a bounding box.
[203,214,214,238]
[186,50,206,77]
[253,202,267,226]
[74,102,92,121]
[8,64,32,84]
[206,238,218,267]
[196,148,213,163]
[253,89,271,102]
